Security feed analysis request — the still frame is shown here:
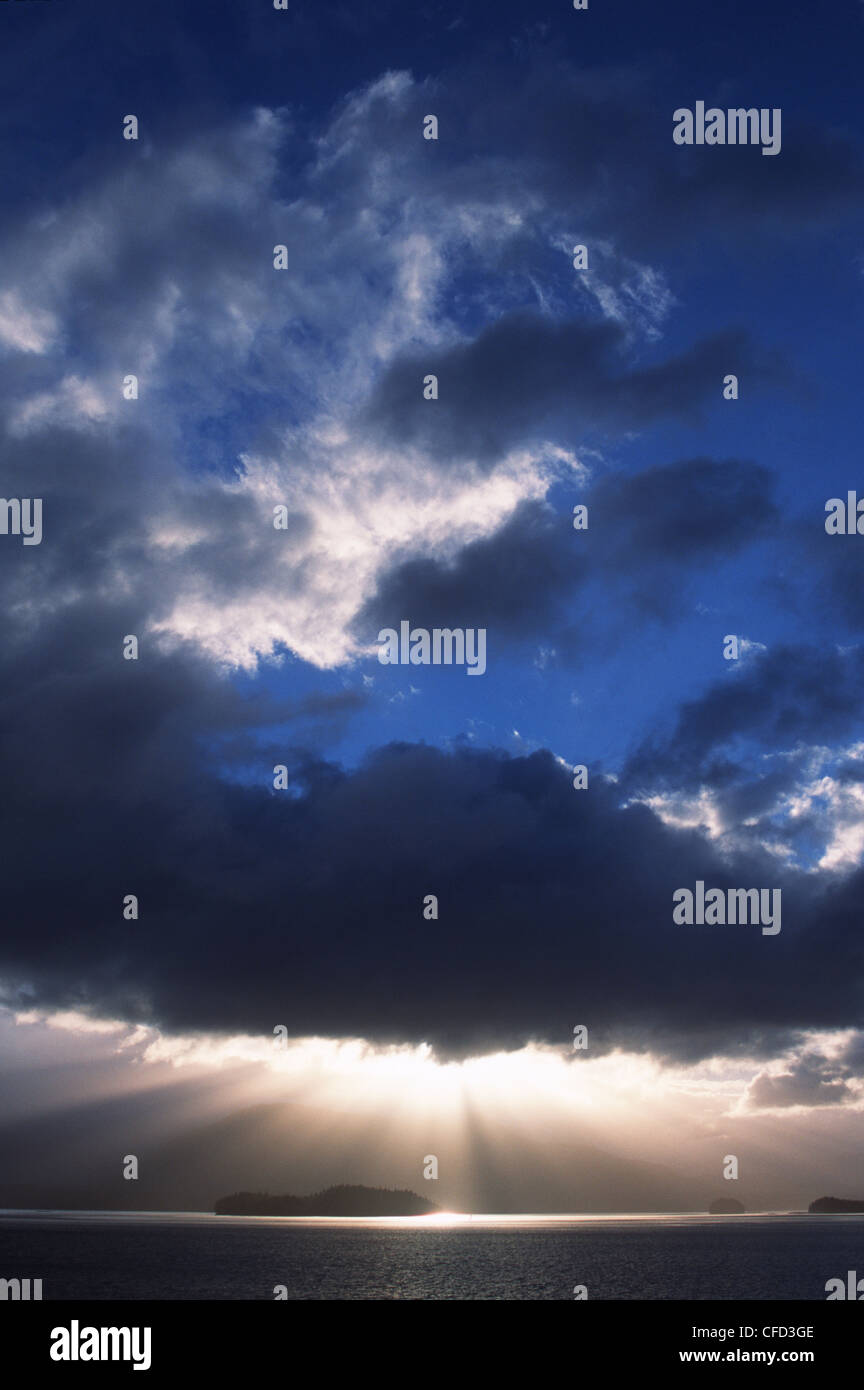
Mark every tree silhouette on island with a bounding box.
[213,1187,864,1218]
[214,1184,440,1217]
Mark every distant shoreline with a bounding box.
[3,1206,864,1220]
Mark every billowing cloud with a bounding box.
[357,458,779,644]
[747,1050,860,1111]
[2,693,864,1065]
[1,31,863,1084]
[362,317,789,467]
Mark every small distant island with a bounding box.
[214,1184,440,1217]
[708,1197,745,1214]
[808,1196,864,1214]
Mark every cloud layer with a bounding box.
[1,37,864,1083]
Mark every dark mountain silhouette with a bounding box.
[214,1184,439,1216]
[809,1196,864,1213]
[708,1197,745,1213]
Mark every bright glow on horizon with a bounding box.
[3,1004,864,1214]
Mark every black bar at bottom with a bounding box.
[6,1298,858,1378]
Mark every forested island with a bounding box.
[708,1197,745,1213]
[808,1196,864,1213]
[214,1184,440,1216]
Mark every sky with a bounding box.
[1,0,864,1213]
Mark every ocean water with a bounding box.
[1,1211,862,1300]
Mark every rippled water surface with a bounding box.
[1,1211,862,1300]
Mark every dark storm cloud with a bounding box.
[641,128,864,248]
[355,499,582,638]
[618,644,864,875]
[624,644,864,797]
[362,315,789,466]
[0,421,317,629]
[590,458,779,562]
[0,662,862,1065]
[356,458,778,641]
